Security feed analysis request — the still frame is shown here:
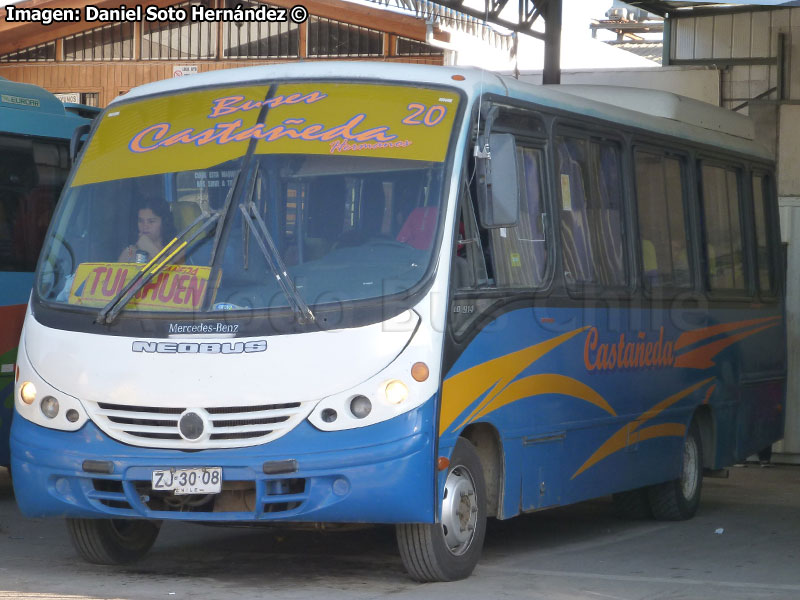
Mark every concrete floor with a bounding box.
[0,464,798,600]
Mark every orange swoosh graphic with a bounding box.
[571,377,715,479]
[469,374,617,425]
[673,323,778,369]
[703,383,716,404]
[636,423,686,443]
[674,316,780,351]
[440,327,590,435]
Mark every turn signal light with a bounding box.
[411,362,429,382]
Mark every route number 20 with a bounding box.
[403,103,447,126]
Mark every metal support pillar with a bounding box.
[543,0,562,85]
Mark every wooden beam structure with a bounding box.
[0,0,447,106]
[373,0,564,84]
[0,0,430,57]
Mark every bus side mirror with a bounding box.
[475,133,519,228]
[70,123,92,163]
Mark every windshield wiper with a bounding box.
[95,211,220,325]
[239,200,315,324]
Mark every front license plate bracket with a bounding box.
[151,467,222,495]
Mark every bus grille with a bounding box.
[86,400,314,449]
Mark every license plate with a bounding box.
[151,467,222,495]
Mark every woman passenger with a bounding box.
[118,198,175,263]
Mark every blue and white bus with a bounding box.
[0,76,97,468]
[11,63,785,581]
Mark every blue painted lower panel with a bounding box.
[11,400,436,523]
[441,306,787,518]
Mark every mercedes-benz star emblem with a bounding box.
[179,411,205,440]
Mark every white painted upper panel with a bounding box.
[109,61,772,159]
[550,84,755,139]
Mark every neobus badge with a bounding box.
[131,340,267,354]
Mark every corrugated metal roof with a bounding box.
[627,1,800,17]
[609,41,664,64]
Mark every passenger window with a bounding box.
[557,136,626,288]
[486,145,547,289]
[752,173,775,295]
[634,151,690,289]
[701,164,744,291]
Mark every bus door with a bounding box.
[443,107,566,516]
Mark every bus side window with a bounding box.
[557,139,593,285]
[701,163,745,291]
[479,144,548,290]
[556,136,627,289]
[592,143,626,285]
[634,151,691,290]
[453,182,488,289]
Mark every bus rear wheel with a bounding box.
[67,518,161,565]
[648,421,703,520]
[396,437,487,582]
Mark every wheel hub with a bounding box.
[441,465,478,556]
[681,434,699,500]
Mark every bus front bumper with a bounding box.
[10,409,436,524]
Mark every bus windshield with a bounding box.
[36,81,460,316]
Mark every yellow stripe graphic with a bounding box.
[571,376,715,479]
[440,327,591,435]
[469,374,616,424]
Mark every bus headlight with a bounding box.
[349,395,372,419]
[40,396,59,419]
[307,352,437,432]
[15,340,89,432]
[20,381,36,405]
[384,380,408,405]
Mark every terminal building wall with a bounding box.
[668,6,800,462]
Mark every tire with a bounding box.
[612,487,652,520]
[396,438,487,582]
[648,420,703,521]
[67,518,161,565]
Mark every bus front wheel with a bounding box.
[396,437,487,582]
[648,421,703,520]
[67,518,161,564]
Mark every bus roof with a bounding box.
[112,62,772,162]
[551,84,755,141]
[0,76,91,140]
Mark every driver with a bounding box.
[118,197,175,263]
